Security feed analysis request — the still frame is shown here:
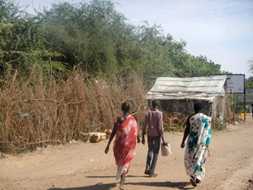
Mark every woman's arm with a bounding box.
[181,117,190,148]
[104,118,120,154]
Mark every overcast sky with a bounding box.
[16,0,253,77]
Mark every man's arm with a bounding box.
[142,113,148,144]
[135,116,141,143]
[159,112,166,145]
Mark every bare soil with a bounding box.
[1,118,253,190]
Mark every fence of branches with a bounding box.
[0,70,146,153]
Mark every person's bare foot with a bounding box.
[190,178,197,187]
[119,175,125,190]
[196,178,201,184]
[148,173,158,177]
[119,184,124,190]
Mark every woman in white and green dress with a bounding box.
[181,103,212,187]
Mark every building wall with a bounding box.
[158,99,212,116]
[212,96,227,128]
[152,98,227,128]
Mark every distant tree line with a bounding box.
[0,0,222,82]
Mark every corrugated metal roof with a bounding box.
[147,76,227,102]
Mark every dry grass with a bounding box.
[0,70,146,153]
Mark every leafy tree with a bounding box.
[249,59,253,74]
[0,0,223,82]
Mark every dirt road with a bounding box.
[1,119,253,190]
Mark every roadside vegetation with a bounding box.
[0,0,223,152]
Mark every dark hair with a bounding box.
[194,102,202,113]
[121,101,130,113]
[151,100,158,108]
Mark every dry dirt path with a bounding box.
[1,119,253,190]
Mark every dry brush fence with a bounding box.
[0,70,146,153]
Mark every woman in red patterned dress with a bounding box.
[105,102,138,189]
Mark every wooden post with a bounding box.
[244,74,246,121]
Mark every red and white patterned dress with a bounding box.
[113,114,138,180]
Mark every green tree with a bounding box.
[0,0,222,81]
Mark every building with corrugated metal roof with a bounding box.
[147,75,229,128]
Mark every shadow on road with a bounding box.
[86,175,146,178]
[48,183,116,190]
[126,181,193,190]
[48,181,193,190]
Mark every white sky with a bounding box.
[16,0,253,77]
